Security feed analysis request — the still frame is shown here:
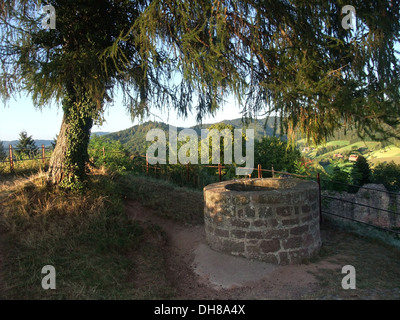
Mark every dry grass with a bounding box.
[0,159,49,176]
[0,171,175,300]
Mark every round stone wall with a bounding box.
[203,178,321,265]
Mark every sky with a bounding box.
[0,93,244,141]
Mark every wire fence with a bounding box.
[138,154,400,236]
[320,179,400,235]
[0,144,53,169]
[2,144,400,237]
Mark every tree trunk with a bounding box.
[47,114,69,185]
[47,94,96,190]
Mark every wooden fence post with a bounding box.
[9,145,14,171]
[42,144,45,164]
[218,163,222,182]
[258,164,262,178]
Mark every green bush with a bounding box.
[371,161,400,192]
[254,136,301,176]
[330,166,350,192]
[88,136,133,175]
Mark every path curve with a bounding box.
[125,200,340,299]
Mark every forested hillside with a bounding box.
[104,117,282,154]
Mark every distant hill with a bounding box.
[105,121,185,154]
[104,117,283,154]
[298,125,400,148]
[1,132,109,149]
[2,140,53,148]
[92,132,110,137]
[102,116,400,165]
[191,117,282,139]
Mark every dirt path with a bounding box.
[125,200,342,300]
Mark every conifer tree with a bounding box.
[1,1,399,189]
[15,131,39,159]
[0,140,7,161]
[51,135,58,150]
[331,166,350,192]
[351,155,371,187]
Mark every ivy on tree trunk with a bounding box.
[47,93,96,191]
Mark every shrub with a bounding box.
[88,136,133,175]
[330,166,350,192]
[371,161,400,192]
[254,136,301,176]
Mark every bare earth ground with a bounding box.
[125,200,351,300]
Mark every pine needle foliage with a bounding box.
[1,1,399,188]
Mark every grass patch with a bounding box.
[325,140,350,147]
[316,141,381,160]
[369,156,400,166]
[368,145,400,158]
[367,145,400,167]
[119,174,205,225]
[323,161,353,176]
[307,220,400,299]
[0,171,174,299]
[0,159,49,176]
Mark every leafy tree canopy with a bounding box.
[254,136,301,174]
[1,0,399,188]
[371,161,400,192]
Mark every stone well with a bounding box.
[203,178,321,265]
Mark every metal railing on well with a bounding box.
[318,178,400,235]
[138,155,400,235]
